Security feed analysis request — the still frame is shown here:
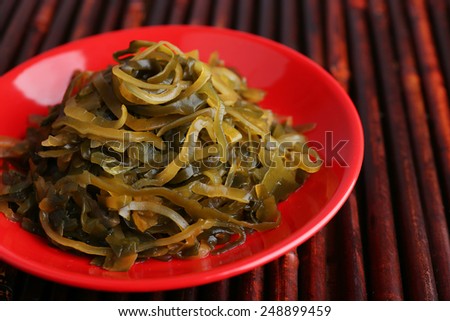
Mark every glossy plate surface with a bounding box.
[0,26,363,292]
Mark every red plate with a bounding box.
[0,26,363,292]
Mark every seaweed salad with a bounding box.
[0,41,322,271]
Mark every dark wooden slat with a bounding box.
[199,280,229,300]
[236,0,255,32]
[325,0,350,92]
[428,0,450,94]
[258,0,276,39]
[15,0,58,65]
[169,0,190,24]
[0,0,17,38]
[103,292,130,300]
[189,0,211,25]
[369,0,438,300]
[49,283,70,300]
[345,0,404,300]
[167,287,198,300]
[69,0,105,40]
[18,275,49,300]
[100,1,122,31]
[69,288,101,300]
[233,267,264,300]
[298,231,327,300]
[0,0,39,74]
[39,0,78,52]
[322,216,342,300]
[211,0,233,28]
[129,291,165,300]
[0,262,17,300]
[280,0,300,50]
[121,0,146,28]
[337,193,367,300]
[303,0,324,64]
[146,0,172,25]
[387,0,450,300]
[406,0,450,207]
[265,251,299,300]
[101,0,124,32]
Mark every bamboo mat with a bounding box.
[0,0,449,300]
